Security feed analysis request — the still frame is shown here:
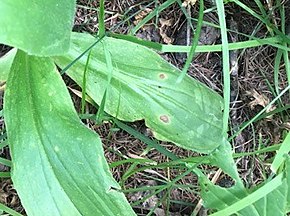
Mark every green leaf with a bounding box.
[54,33,224,154]
[271,133,290,173]
[253,178,287,216]
[286,157,290,212]
[4,50,135,216]
[0,49,17,81]
[199,137,290,215]
[0,202,22,216]
[0,0,75,56]
[210,141,242,185]
[199,159,290,216]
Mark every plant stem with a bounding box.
[98,0,105,37]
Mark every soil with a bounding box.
[0,0,290,215]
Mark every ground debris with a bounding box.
[182,0,197,7]
[246,89,275,112]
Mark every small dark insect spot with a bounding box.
[158,86,162,88]
[160,115,169,123]
[108,186,119,192]
[159,73,166,79]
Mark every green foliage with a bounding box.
[203,174,287,216]
[199,157,290,216]
[272,133,290,173]
[0,0,290,215]
[54,33,224,154]
[196,132,290,215]
[0,0,75,56]
[4,50,135,216]
[0,48,16,81]
[209,141,242,184]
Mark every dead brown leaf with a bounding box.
[134,8,152,26]
[182,0,198,7]
[159,18,173,44]
[246,89,275,113]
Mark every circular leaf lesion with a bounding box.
[159,115,170,124]
[158,73,167,79]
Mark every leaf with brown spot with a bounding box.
[54,33,224,154]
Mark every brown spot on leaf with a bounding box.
[160,115,170,123]
[159,73,166,79]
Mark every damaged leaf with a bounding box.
[54,32,224,154]
[246,89,275,112]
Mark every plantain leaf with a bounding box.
[0,0,75,56]
[0,48,16,81]
[54,33,224,154]
[210,140,243,185]
[199,157,290,216]
[4,50,135,216]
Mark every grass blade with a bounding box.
[113,119,179,160]
[0,157,11,167]
[0,202,22,216]
[177,0,204,83]
[81,50,92,114]
[271,133,290,173]
[98,0,105,37]
[229,84,290,141]
[216,0,230,135]
[131,0,177,34]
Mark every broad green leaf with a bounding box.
[0,49,17,81]
[200,163,289,216]
[271,133,290,173]
[253,178,287,216]
[4,50,135,216]
[54,33,224,154]
[210,140,243,185]
[0,0,75,56]
[199,180,254,215]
